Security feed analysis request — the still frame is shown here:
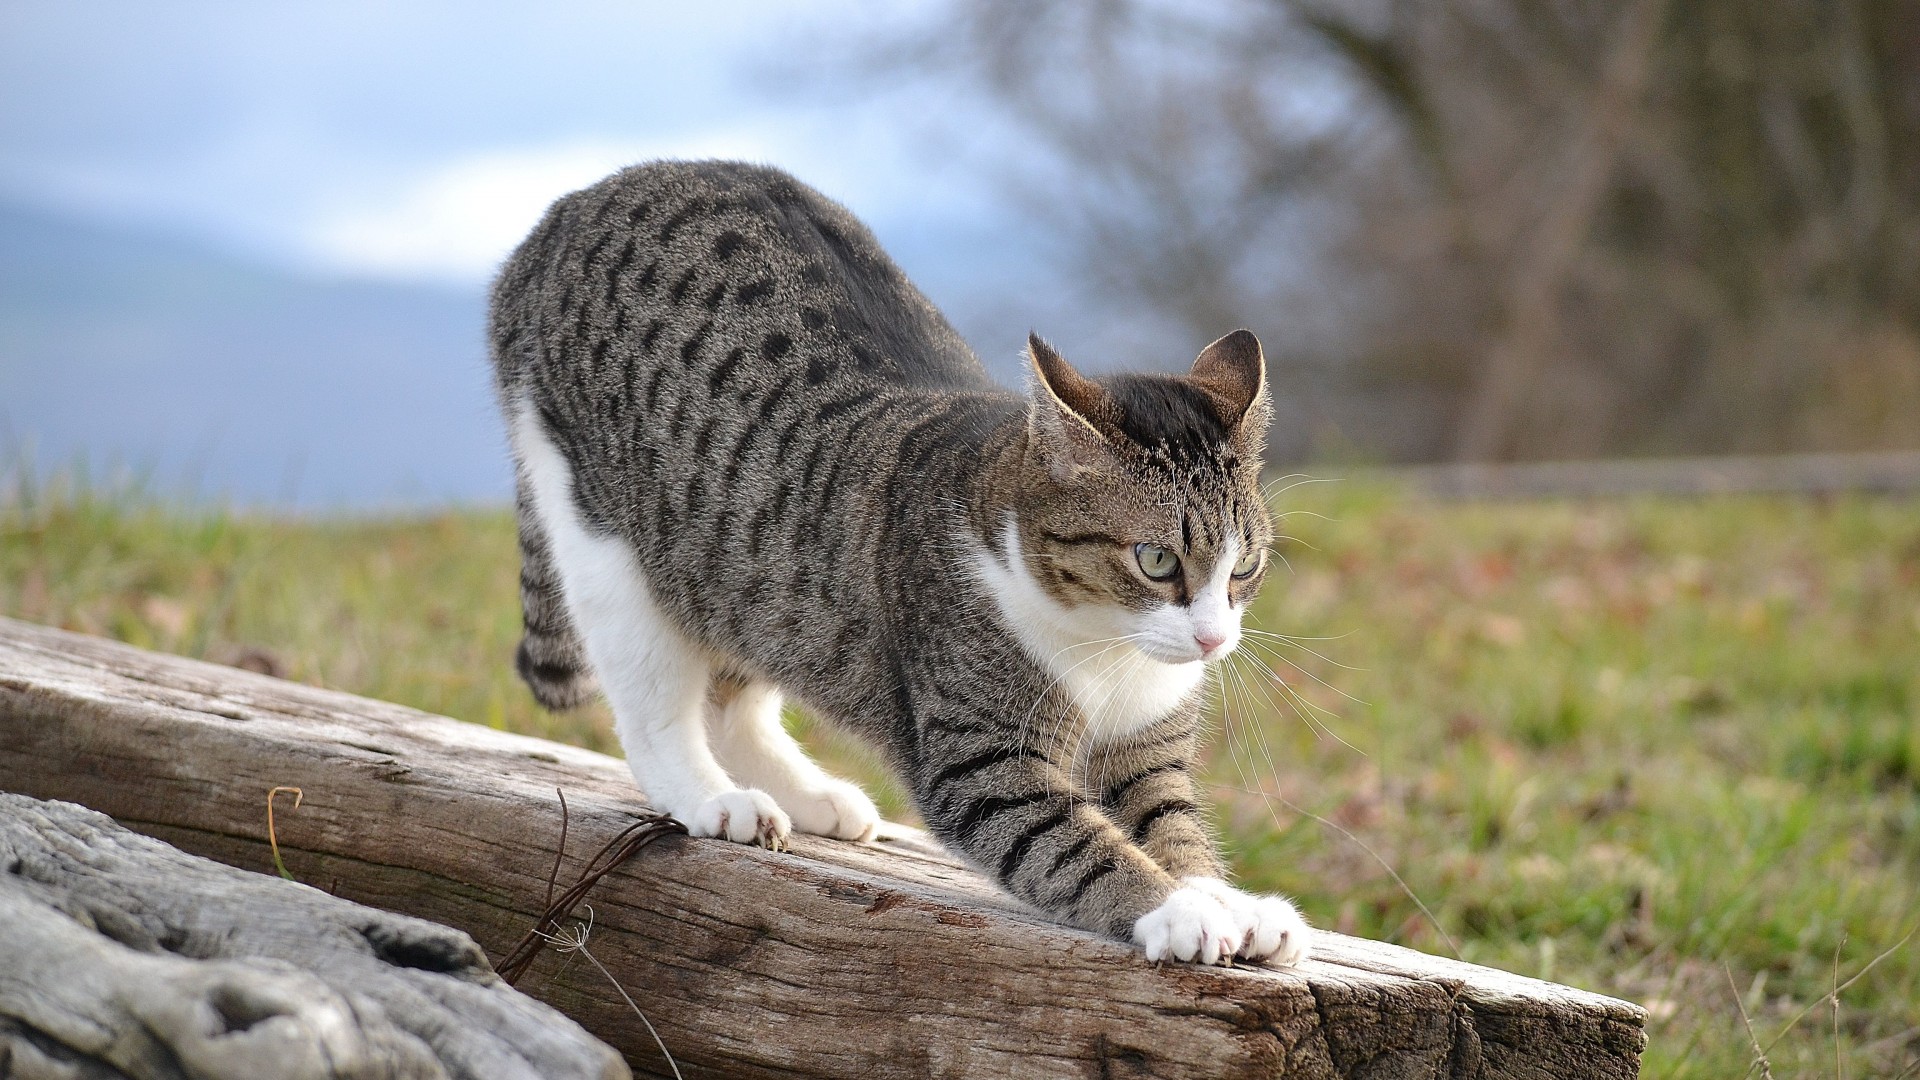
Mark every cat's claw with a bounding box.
[783,778,880,842]
[682,789,791,847]
[1133,885,1244,965]
[1184,877,1312,966]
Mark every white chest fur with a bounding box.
[966,519,1205,744]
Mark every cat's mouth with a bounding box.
[1133,638,1222,666]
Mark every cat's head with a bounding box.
[1006,329,1273,666]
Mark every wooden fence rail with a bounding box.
[0,617,1646,1078]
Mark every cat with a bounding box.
[489,160,1309,967]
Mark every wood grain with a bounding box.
[0,617,1645,1079]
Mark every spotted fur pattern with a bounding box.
[489,160,1308,965]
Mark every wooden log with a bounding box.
[0,792,627,1080]
[0,617,1646,1078]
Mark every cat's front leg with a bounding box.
[913,724,1245,965]
[1091,723,1225,880]
[1093,726,1311,966]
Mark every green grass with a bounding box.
[4,472,1916,1076]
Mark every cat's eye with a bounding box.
[1232,547,1263,579]
[1134,543,1180,581]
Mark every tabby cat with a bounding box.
[489,160,1309,966]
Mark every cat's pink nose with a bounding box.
[1194,631,1227,656]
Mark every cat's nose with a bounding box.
[1194,631,1227,657]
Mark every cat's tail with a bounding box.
[512,481,597,711]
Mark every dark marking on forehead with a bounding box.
[1043,529,1127,547]
[1205,506,1227,549]
[1101,375,1229,458]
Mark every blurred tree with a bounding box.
[869,0,1920,461]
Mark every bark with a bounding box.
[0,617,1645,1079]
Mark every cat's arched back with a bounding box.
[490,159,1310,968]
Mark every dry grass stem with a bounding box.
[266,785,302,881]
[1726,964,1774,1080]
[537,908,684,1080]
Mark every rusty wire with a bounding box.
[498,789,686,986]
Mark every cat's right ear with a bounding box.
[1026,333,1120,480]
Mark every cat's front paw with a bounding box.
[1185,877,1312,966]
[681,789,791,847]
[783,778,880,842]
[1133,885,1243,965]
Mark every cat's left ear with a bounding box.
[1027,333,1122,479]
[1190,329,1270,443]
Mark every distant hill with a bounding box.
[0,205,508,508]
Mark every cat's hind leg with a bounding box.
[709,677,880,842]
[511,406,789,845]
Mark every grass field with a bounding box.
[3,473,1916,1077]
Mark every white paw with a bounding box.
[782,778,880,842]
[1133,885,1243,965]
[681,789,791,847]
[1185,877,1312,966]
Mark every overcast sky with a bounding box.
[0,0,1005,287]
[0,2,1081,506]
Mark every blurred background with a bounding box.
[4,6,1917,1073]
[0,1,1023,506]
[4,0,1919,507]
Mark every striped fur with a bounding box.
[489,160,1307,964]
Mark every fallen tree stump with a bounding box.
[0,792,626,1080]
[0,617,1646,1078]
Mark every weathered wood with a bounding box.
[0,617,1646,1078]
[0,792,627,1080]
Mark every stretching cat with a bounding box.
[489,160,1309,967]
